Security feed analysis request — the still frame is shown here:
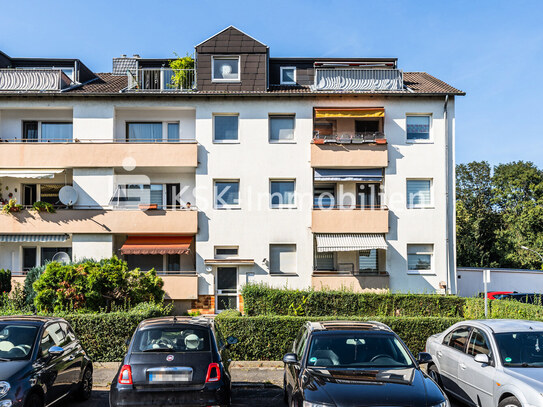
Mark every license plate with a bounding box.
[149,372,191,382]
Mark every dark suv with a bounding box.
[0,316,93,407]
[283,321,448,407]
[110,316,238,407]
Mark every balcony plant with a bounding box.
[168,52,195,90]
[1,199,23,214]
[32,201,56,213]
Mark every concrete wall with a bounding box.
[457,268,543,297]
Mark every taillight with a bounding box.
[118,365,133,385]
[205,363,221,383]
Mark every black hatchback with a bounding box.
[0,316,93,407]
[283,321,449,407]
[110,316,238,407]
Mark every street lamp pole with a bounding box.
[520,245,543,268]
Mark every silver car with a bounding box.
[426,319,543,407]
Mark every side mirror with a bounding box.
[474,353,490,365]
[226,336,238,345]
[283,353,298,364]
[417,352,433,365]
[48,346,65,357]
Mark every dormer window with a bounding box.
[212,56,240,82]
[280,67,296,85]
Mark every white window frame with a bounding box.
[214,179,241,209]
[211,56,241,83]
[269,243,298,276]
[280,66,297,85]
[270,179,296,209]
[214,246,240,259]
[406,178,433,209]
[405,114,433,144]
[213,114,240,144]
[269,114,296,144]
[407,244,435,275]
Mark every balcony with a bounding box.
[311,133,388,168]
[0,209,198,234]
[0,69,72,91]
[0,140,198,168]
[312,207,389,234]
[126,68,196,92]
[312,271,389,292]
[312,68,403,91]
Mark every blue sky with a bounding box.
[1,0,542,167]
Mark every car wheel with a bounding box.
[498,396,521,407]
[75,367,93,401]
[428,364,443,387]
[24,393,43,407]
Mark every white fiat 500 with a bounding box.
[426,319,543,407]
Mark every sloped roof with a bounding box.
[196,26,267,53]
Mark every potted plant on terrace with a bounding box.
[32,201,56,213]
[2,199,23,214]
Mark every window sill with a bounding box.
[406,140,434,144]
[407,206,435,210]
[270,206,297,210]
[269,140,297,144]
[213,140,240,144]
[212,79,241,83]
[407,271,436,276]
[215,206,242,210]
[270,273,299,277]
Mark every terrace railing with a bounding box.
[312,68,403,91]
[127,68,196,92]
[0,68,72,91]
[313,131,386,144]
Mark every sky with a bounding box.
[1,0,542,167]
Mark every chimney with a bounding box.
[120,54,127,58]
[133,54,141,59]
[112,55,138,76]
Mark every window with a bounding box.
[167,123,180,142]
[110,184,164,208]
[270,244,297,275]
[212,56,240,81]
[40,323,65,357]
[314,184,336,209]
[406,115,431,141]
[22,247,37,271]
[467,329,491,357]
[214,115,239,142]
[22,121,38,142]
[407,179,432,208]
[127,122,162,142]
[126,254,163,271]
[407,244,433,273]
[270,180,295,208]
[132,327,210,352]
[215,247,239,257]
[359,250,379,272]
[39,184,64,205]
[447,327,471,352]
[280,67,296,85]
[214,181,240,208]
[167,254,181,272]
[357,183,381,208]
[269,115,295,142]
[41,247,72,265]
[315,252,334,271]
[40,122,73,142]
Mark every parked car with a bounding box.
[499,293,543,305]
[283,320,448,407]
[0,316,93,407]
[110,316,238,407]
[480,291,515,300]
[426,319,543,407]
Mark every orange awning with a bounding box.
[121,236,193,255]
[315,108,385,118]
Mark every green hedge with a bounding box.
[215,313,461,360]
[241,284,466,317]
[0,302,170,362]
[464,298,543,321]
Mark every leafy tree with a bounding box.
[168,52,195,89]
[0,269,11,294]
[23,265,46,308]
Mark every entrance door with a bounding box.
[216,267,238,312]
[23,184,37,206]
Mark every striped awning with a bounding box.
[315,233,387,252]
[0,234,69,242]
[314,108,385,118]
[121,236,193,255]
[0,169,64,179]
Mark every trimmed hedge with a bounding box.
[241,284,466,317]
[464,298,543,321]
[215,313,462,360]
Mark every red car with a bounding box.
[486,291,515,300]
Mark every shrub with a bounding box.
[241,284,466,317]
[24,265,46,308]
[0,269,11,294]
[464,297,543,320]
[33,257,164,313]
[31,201,56,213]
[215,313,461,360]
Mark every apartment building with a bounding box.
[0,26,464,313]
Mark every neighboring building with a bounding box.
[0,26,464,313]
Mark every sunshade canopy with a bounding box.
[0,169,64,179]
[120,236,193,255]
[316,233,388,252]
[0,234,69,242]
[314,108,384,119]
[314,168,383,182]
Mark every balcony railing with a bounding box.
[0,68,72,91]
[0,138,196,143]
[313,131,386,144]
[126,68,196,92]
[312,68,403,91]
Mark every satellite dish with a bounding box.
[52,251,71,265]
[59,186,78,206]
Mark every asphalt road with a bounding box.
[65,386,467,407]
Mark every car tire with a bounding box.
[428,364,443,387]
[75,367,93,401]
[498,396,521,407]
[24,393,43,407]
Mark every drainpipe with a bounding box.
[443,94,453,294]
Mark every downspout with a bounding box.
[443,94,452,294]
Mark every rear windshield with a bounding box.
[133,326,210,353]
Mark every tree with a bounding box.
[168,53,195,89]
[0,269,11,294]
